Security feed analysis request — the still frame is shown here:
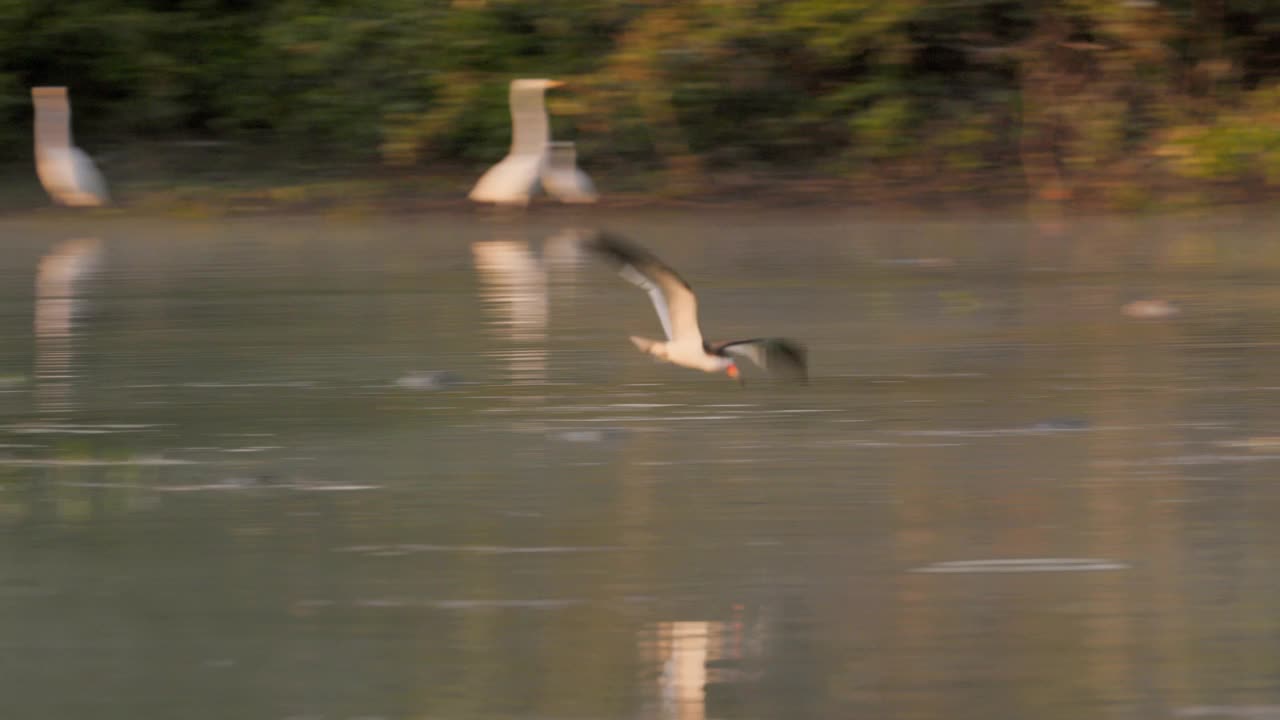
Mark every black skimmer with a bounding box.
[588,232,808,383]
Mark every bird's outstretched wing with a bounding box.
[586,232,702,345]
[708,338,808,382]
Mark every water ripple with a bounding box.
[335,544,622,556]
[911,558,1129,573]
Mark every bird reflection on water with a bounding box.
[641,607,767,720]
[34,238,102,415]
[471,228,588,386]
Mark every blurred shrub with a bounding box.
[1159,84,1280,185]
[0,0,1276,196]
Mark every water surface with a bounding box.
[2,211,1280,719]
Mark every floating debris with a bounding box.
[558,430,606,443]
[553,427,628,443]
[395,371,461,390]
[1122,299,1180,319]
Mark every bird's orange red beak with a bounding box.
[726,364,740,380]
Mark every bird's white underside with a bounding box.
[613,253,737,373]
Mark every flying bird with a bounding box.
[31,87,109,207]
[587,232,807,383]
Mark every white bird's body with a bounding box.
[470,79,561,207]
[470,152,547,207]
[470,79,597,207]
[32,87,109,207]
[587,232,808,382]
[540,142,598,204]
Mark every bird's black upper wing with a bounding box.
[586,231,703,344]
[708,338,808,382]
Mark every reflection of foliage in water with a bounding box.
[0,438,146,525]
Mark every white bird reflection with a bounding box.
[473,239,547,384]
[35,238,103,414]
[542,226,589,273]
[469,79,597,207]
[31,87,110,207]
[642,612,765,720]
[471,228,586,385]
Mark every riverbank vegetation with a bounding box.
[2,1,1279,210]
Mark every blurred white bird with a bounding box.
[31,87,110,207]
[586,232,808,384]
[470,79,559,207]
[35,237,103,414]
[469,79,596,207]
[540,141,598,204]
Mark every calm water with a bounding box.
[2,211,1280,720]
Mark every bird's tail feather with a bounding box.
[629,336,669,361]
[629,336,657,352]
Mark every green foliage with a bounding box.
[0,0,1276,195]
[1159,84,1280,184]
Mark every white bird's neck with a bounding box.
[34,96,73,152]
[509,85,549,156]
